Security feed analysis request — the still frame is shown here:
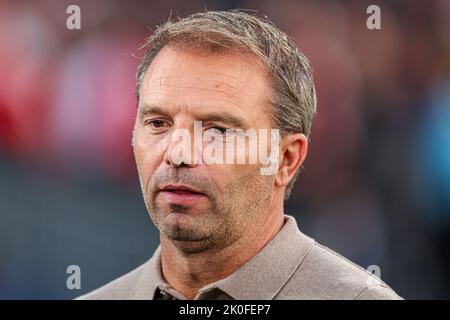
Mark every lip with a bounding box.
[158,184,206,205]
[160,184,203,194]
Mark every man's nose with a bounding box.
[163,125,202,168]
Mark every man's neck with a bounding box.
[160,208,285,299]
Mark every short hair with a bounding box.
[135,10,317,199]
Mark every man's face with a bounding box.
[133,46,277,253]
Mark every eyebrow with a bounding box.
[138,105,166,117]
[138,104,248,128]
[201,113,247,128]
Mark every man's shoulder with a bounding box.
[75,259,152,300]
[278,240,402,300]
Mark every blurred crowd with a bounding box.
[0,0,449,299]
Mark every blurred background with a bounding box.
[0,0,449,299]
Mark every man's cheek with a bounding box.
[134,148,154,189]
[135,137,160,166]
[133,147,146,175]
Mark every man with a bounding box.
[79,10,401,300]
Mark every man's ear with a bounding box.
[275,133,308,188]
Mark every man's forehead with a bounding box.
[145,67,248,92]
[143,45,265,82]
[139,47,271,121]
[142,67,247,103]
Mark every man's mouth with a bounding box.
[158,184,206,204]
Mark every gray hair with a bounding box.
[135,10,317,199]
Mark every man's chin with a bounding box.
[165,211,200,226]
[162,212,212,241]
[167,238,215,254]
[163,228,215,255]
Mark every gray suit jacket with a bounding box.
[78,215,402,300]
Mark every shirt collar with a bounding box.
[198,215,315,299]
[145,214,315,300]
[113,245,164,299]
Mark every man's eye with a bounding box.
[206,126,227,134]
[145,120,168,128]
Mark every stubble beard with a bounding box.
[140,168,274,255]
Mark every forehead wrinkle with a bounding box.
[151,73,244,95]
[141,96,249,115]
[158,84,241,101]
[141,85,269,117]
[146,65,257,92]
[143,78,251,111]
